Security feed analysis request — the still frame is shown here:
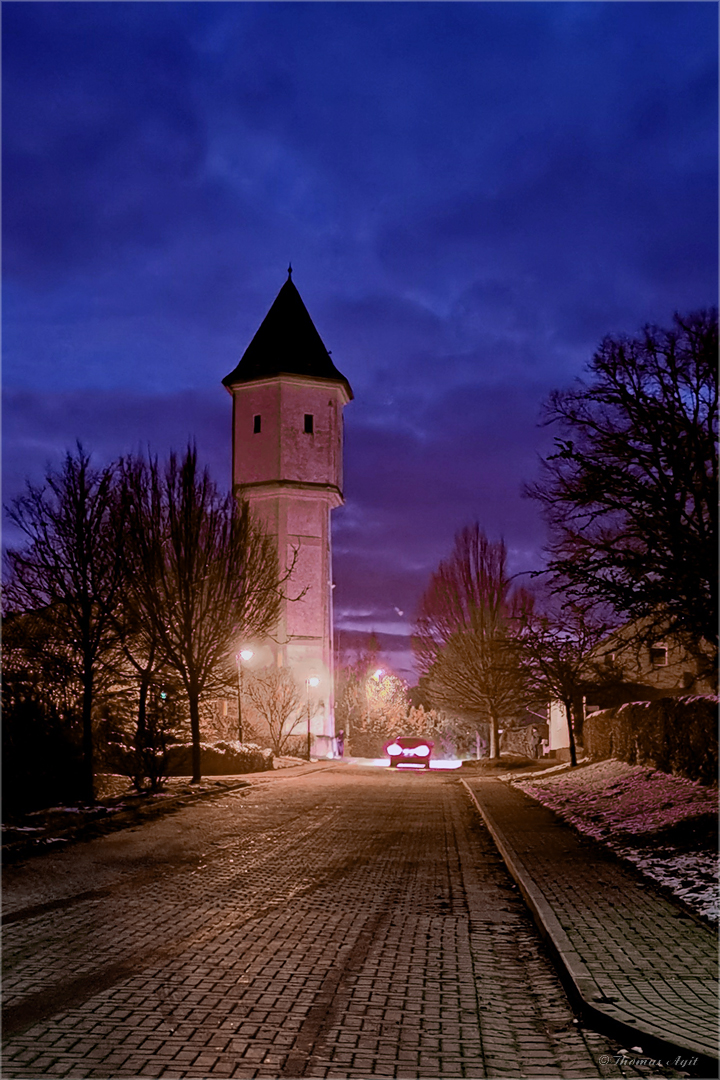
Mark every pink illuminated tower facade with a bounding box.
[222,271,352,754]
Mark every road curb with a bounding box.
[460,778,719,1078]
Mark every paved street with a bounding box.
[2,766,683,1079]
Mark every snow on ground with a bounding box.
[514,759,719,924]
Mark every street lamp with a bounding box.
[306,676,320,760]
[236,649,253,745]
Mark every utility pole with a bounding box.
[306,676,319,760]
[236,649,253,745]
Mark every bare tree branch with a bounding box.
[3,444,127,802]
[242,668,304,757]
[413,524,531,758]
[120,446,282,782]
[526,310,718,672]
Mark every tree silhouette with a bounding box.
[241,668,304,757]
[518,604,616,767]
[121,446,281,783]
[527,310,718,673]
[4,445,127,802]
[414,525,531,759]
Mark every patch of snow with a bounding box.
[516,760,719,923]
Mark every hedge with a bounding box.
[583,696,718,785]
[166,741,274,775]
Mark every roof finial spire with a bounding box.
[287,262,293,279]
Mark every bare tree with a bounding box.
[333,638,383,755]
[121,446,281,783]
[519,604,616,767]
[527,310,718,673]
[108,570,174,789]
[4,446,127,802]
[414,525,531,759]
[242,668,304,756]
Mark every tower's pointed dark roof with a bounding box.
[223,273,353,398]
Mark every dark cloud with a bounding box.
[3,2,717,679]
[2,387,231,543]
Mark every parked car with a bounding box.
[385,736,434,769]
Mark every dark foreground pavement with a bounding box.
[461,778,719,1076]
[1,766,697,1080]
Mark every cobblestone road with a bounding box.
[2,767,683,1079]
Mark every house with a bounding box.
[584,620,716,714]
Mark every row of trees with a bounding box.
[3,444,283,804]
[412,524,614,765]
[411,311,718,763]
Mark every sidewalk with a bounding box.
[2,761,340,863]
[461,777,719,1076]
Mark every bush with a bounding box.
[97,686,187,794]
[1,681,86,816]
[584,696,718,784]
[165,741,273,776]
[583,708,614,762]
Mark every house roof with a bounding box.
[222,271,353,398]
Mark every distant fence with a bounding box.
[583,695,718,785]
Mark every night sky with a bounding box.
[3,2,717,679]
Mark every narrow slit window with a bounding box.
[304,414,314,434]
[253,415,261,434]
[649,645,667,667]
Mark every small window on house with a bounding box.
[253,415,261,434]
[304,414,314,434]
[649,645,667,667]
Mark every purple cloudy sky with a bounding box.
[3,2,717,679]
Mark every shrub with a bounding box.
[2,678,86,816]
[584,695,718,784]
[166,741,273,776]
[97,685,187,794]
[583,708,614,762]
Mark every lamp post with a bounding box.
[236,649,253,745]
[306,676,319,760]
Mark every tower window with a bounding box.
[304,414,314,434]
[253,415,261,434]
[649,645,667,667]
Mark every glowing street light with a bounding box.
[306,676,320,760]
[236,649,254,745]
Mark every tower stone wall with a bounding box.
[223,276,352,753]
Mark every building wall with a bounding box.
[232,376,345,491]
[547,701,570,751]
[589,621,716,705]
